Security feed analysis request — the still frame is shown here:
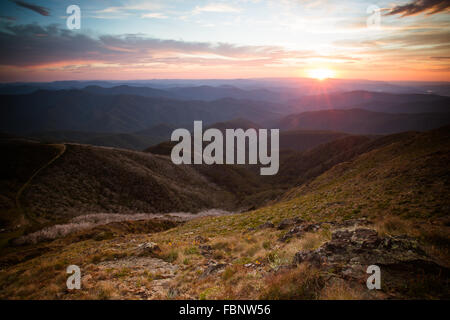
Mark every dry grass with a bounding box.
[95,281,116,300]
[375,215,410,236]
[319,278,365,300]
[260,264,324,300]
[298,231,330,250]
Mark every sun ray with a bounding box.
[307,68,335,80]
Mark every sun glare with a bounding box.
[307,68,335,80]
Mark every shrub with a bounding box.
[161,250,178,263]
[262,240,272,250]
[266,252,283,271]
[184,246,199,255]
[222,267,237,281]
[300,233,324,250]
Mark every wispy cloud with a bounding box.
[93,1,164,19]
[141,13,168,19]
[386,0,450,17]
[11,0,50,16]
[193,3,241,14]
[97,2,162,13]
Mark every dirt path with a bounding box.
[15,144,66,224]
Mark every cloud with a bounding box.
[141,13,168,19]
[0,23,308,68]
[193,3,241,14]
[12,0,50,16]
[95,2,163,15]
[91,2,164,19]
[1,20,447,81]
[0,16,16,21]
[386,0,450,17]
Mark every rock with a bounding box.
[271,264,294,274]
[257,221,275,229]
[195,235,208,244]
[292,225,449,299]
[292,251,314,264]
[304,223,321,232]
[201,263,227,278]
[278,222,322,242]
[199,245,212,251]
[198,245,213,257]
[294,228,432,268]
[335,218,371,228]
[136,242,161,256]
[277,217,304,230]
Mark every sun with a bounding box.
[307,68,335,80]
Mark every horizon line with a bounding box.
[1,77,449,85]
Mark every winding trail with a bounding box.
[15,143,67,224]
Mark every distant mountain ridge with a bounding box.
[288,90,450,114]
[2,87,450,145]
[30,123,176,151]
[274,108,450,134]
[0,89,283,134]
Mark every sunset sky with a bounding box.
[0,0,449,82]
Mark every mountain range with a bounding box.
[1,86,450,151]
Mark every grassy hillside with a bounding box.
[1,127,448,300]
[275,126,450,221]
[5,126,446,230]
[278,130,351,152]
[0,138,62,227]
[0,140,240,232]
[30,130,167,151]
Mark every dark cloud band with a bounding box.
[386,0,450,17]
[12,0,50,16]
[0,23,300,68]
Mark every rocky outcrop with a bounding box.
[200,261,227,278]
[277,217,304,230]
[293,227,450,298]
[195,235,208,244]
[278,222,322,242]
[293,228,427,266]
[257,221,275,229]
[136,242,161,256]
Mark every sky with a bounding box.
[0,0,449,82]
